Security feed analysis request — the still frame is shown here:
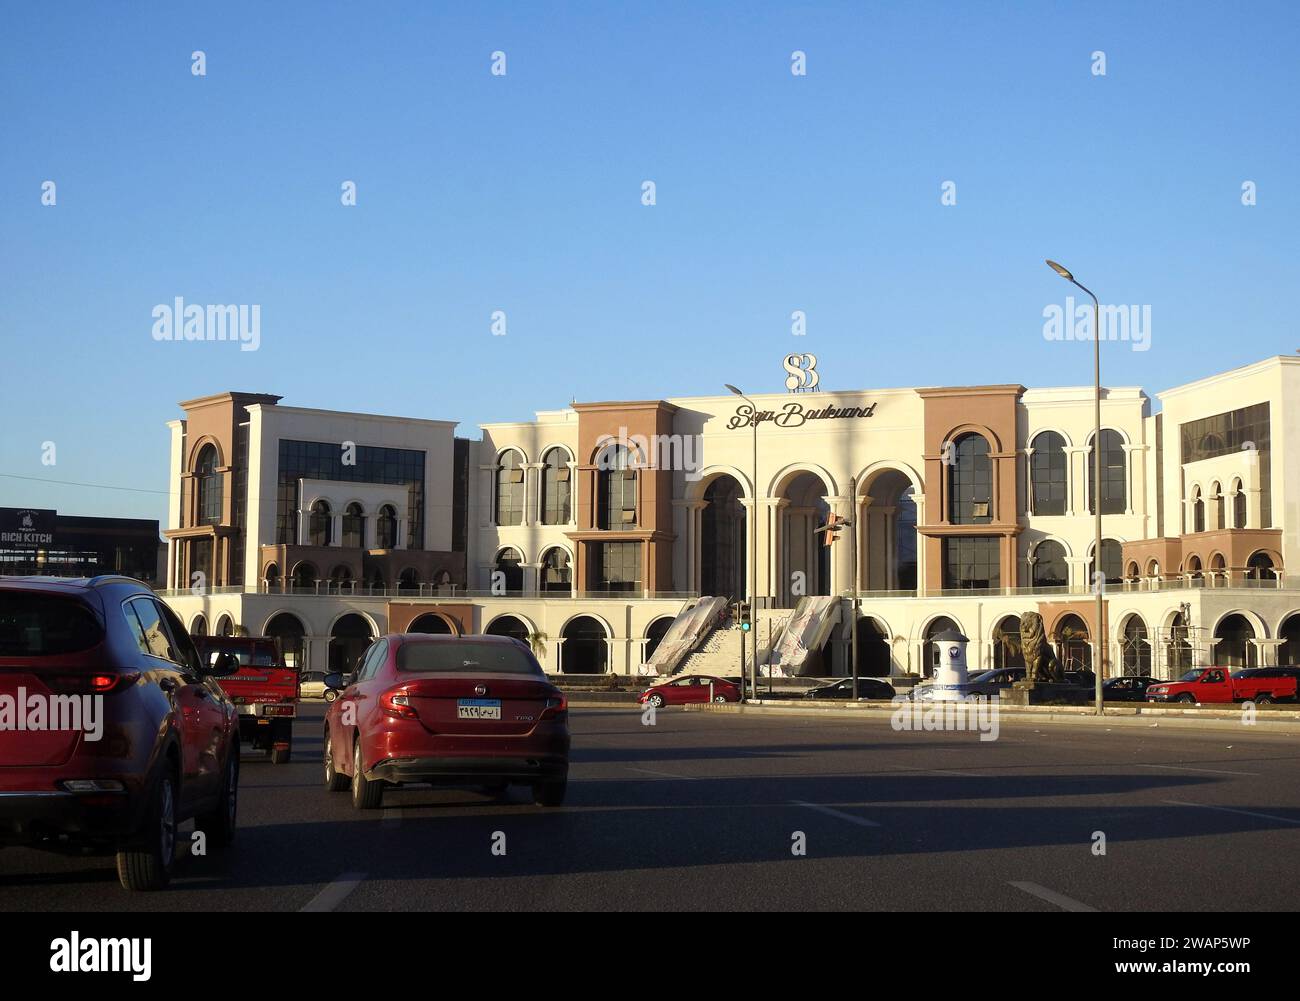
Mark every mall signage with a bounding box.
[727,400,878,430]
[0,508,56,548]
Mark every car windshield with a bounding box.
[0,593,103,656]
[198,645,279,668]
[1178,670,1205,682]
[967,670,996,683]
[397,640,542,676]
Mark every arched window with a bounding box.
[1032,540,1068,588]
[375,505,398,549]
[1088,429,1126,515]
[1210,482,1224,531]
[1192,487,1205,533]
[195,444,222,525]
[1167,611,1192,672]
[1056,614,1091,670]
[495,450,525,526]
[1247,551,1277,582]
[948,433,992,525]
[1233,480,1247,528]
[398,567,420,594]
[540,547,571,593]
[540,448,571,525]
[992,615,1025,669]
[494,548,523,592]
[597,444,638,530]
[1120,615,1150,674]
[342,502,365,548]
[1214,614,1255,668]
[190,614,208,637]
[1029,431,1068,516]
[701,475,746,599]
[309,500,332,546]
[263,563,280,591]
[1089,538,1123,585]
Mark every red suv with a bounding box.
[323,633,570,810]
[0,576,241,890]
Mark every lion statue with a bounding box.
[1019,611,1063,684]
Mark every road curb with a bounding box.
[683,699,1300,733]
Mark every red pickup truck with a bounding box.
[194,636,298,763]
[1146,667,1298,706]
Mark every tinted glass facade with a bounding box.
[942,536,1000,589]
[276,440,425,547]
[1180,402,1271,527]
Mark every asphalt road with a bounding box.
[2,704,1298,911]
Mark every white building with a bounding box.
[159,356,1300,681]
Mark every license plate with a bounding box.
[457,698,501,720]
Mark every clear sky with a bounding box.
[1,1,1297,526]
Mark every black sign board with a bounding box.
[0,508,57,548]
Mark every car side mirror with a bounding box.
[206,652,241,678]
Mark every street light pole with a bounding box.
[726,384,760,701]
[1046,260,1105,716]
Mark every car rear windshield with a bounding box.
[0,593,103,656]
[196,643,280,668]
[396,641,542,676]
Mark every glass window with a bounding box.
[127,597,179,663]
[948,434,992,525]
[1030,432,1067,516]
[1090,538,1123,585]
[541,548,571,592]
[541,448,571,525]
[342,503,365,548]
[1032,540,1068,588]
[1088,430,1127,515]
[597,445,638,530]
[495,549,523,592]
[593,541,642,592]
[195,444,222,525]
[376,505,398,549]
[942,537,1000,590]
[309,500,332,546]
[397,639,543,677]
[495,451,525,526]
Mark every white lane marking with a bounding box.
[626,766,697,780]
[1162,800,1300,826]
[1009,881,1098,912]
[382,807,401,827]
[1138,763,1258,777]
[791,800,882,827]
[300,871,366,912]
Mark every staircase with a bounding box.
[674,626,749,677]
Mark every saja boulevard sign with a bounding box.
[727,400,878,430]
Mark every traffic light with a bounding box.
[738,602,752,631]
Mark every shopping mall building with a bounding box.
[157,354,1299,682]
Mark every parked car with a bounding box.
[323,633,570,809]
[639,675,741,708]
[962,667,1026,697]
[803,677,896,700]
[0,576,241,890]
[298,670,331,700]
[1101,675,1157,702]
[193,635,298,763]
[1146,667,1298,705]
[1064,669,1097,689]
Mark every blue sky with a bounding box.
[1,1,1297,525]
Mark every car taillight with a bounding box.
[381,690,418,719]
[45,671,138,695]
[540,693,568,720]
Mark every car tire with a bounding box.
[195,753,238,850]
[713,695,728,703]
[116,765,178,891]
[1177,693,1196,704]
[324,730,349,792]
[1256,694,1273,706]
[324,690,338,703]
[351,738,383,810]
[270,745,291,765]
[648,694,665,709]
[533,776,567,807]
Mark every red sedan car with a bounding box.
[323,633,570,810]
[639,674,741,708]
